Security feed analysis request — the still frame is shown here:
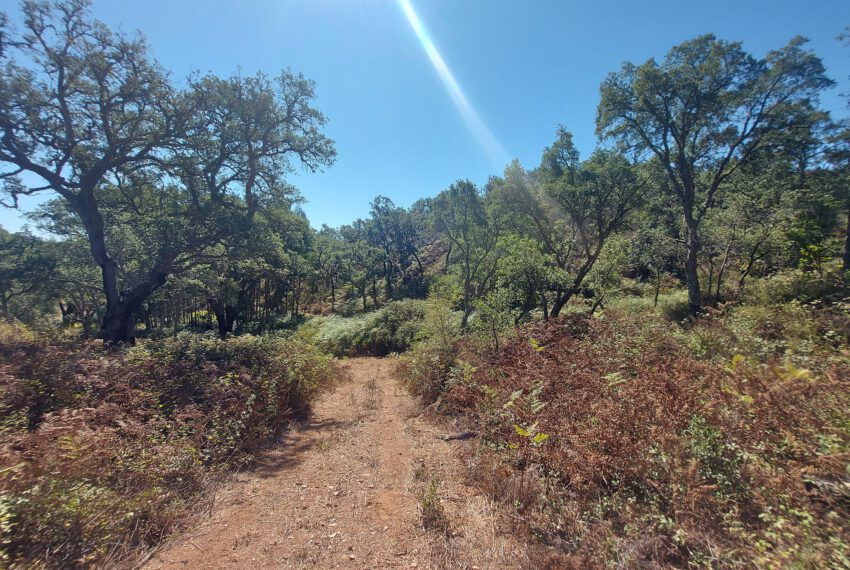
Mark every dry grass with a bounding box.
[362,375,381,410]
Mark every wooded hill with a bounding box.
[1,1,849,568]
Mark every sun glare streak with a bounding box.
[398,0,509,167]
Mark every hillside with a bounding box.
[1,0,850,567]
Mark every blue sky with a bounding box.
[1,0,849,231]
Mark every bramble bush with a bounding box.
[0,324,338,568]
[440,311,850,568]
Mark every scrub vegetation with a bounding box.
[1,1,849,567]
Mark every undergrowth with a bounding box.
[0,324,338,568]
[296,299,426,356]
[434,307,850,568]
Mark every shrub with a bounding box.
[303,299,427,356]
[417,476,448,533]
[398,298,462,402]
[398,340,457,402]
[0,328,338,568]
[672,300,845,370]
[743,267,837,306]
[442,312,850,567]
[657,289,692,322]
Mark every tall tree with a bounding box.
[0,1,334,342]
[366,196,423,300]
[541,145,646,316]
[597,34,833,313]
[489,159,574,315]
[432,180,502,330]
[0,0,191,342]
[0,228,56,320]
[313,225,345,311]
[827,123,850,278]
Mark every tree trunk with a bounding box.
[461,305,472,331]
[73,188,169,344]
[843,205,850,280]
[99,269,168,344]
[59,301,72,326]
[738,240,765,292]
[101,303,137,345]
[144,309,153,333]
[654,270,661,308]
[589,294,605,316]
[715,242,733,304]
[684,217,702,315]
[460,267,472,331]
[384,262,393,299]
[540,289,549,320]
[549,248,602,317]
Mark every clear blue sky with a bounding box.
[1,0,849,232]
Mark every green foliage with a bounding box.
[743,266,839,306]
[598,33,834,312]
[471,288,515,354]
[398,297,461,402]
[684,416,747,501]
[302,299,427,356]
[432,179,503,329]
[657,290,693,322]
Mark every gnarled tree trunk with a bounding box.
[73,188,169,344]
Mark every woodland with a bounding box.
[1,1,849,568]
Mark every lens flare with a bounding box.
[398,0,509,167]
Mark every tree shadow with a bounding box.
[243,418,351,479]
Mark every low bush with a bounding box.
[743,266,841,306]
[442,312,850,567]
[300,299,427,356]
[397,298,463,402]
[670,300,850,372]
[0,326,338,568]
[398,339,457,402]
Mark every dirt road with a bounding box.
[145,357,528,569]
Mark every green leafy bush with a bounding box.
[398,298,462,402]
[301,300,427,356]
[743,267,837,306]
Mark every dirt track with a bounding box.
[145,357,528,569]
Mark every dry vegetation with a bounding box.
[404,302,850,568]
[0,325,338,568]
